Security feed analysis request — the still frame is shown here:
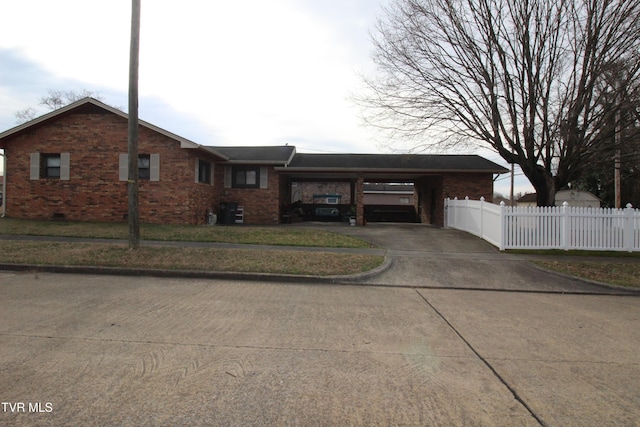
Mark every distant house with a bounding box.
[0,98,508,226]
[557,190,601,208]
[362,184,416,222]
[517,190,601,208]
[363,183,414,206]
[516,193,538,207]
[292,183,415,206]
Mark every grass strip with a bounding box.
[533,260,640,288]
[0,218,373,248]
[508,248,640,258]
[0,241,384,276]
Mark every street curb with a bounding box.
[0,256,393,285]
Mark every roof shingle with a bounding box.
[285,153,507,173]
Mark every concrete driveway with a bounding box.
[1,224,639,426]
[329,223,632,293]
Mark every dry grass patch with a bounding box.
[0,218,373,248]
[533,260,640,288]
[0,241,383,276]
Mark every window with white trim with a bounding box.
[138,154,151,180]
[29,152,70,180]
[43,154,61,178]
[118,153,160,181]
[197,159,212,184]
[224,165,268,189]
[233,166,259,188]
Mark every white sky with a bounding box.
[0,0,532,196]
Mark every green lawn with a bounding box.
[0,218,374,248]
[532,260,640,288]
[507,249,640,288]
[0,218,383,276]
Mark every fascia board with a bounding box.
[222,159,288,165]
[275,167,509,174]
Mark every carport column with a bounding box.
[356,174,365,226]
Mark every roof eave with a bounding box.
[275,167,509,174]
[285,146,297,166]
[179,141,228,161]
[0,98,105,141]
[223,160,289,166]
[0,98,230,160]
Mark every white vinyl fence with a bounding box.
[445,197,640,252]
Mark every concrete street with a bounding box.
[0,224,639,426]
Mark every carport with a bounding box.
[275,153,507,226]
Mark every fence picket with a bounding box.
[445,197,640,252]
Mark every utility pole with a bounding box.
[510,162,515,207]
[127,0,141,249]
[510,132,515,207]
[614,110,621,209]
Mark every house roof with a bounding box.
[0,98,229,161]
[210,145,296,165]
[283,153,507,173]
[0,98,510,178]
[276,153,507,181]
[556,190,600,201]
[519,190,601,203]
[518,193,537,203]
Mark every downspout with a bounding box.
[1,150,6,217]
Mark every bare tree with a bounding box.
[15,89,105,123]
[575,60,640,207]
[14,107,39,124]
[39,89,104,111]
[360,0,640,206]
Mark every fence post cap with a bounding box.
[480,196,485,202]
[626,203,633,209]
[465,196,470,200]
[562,201,569,207]
[499,201,505,206]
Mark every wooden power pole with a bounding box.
[128,0,141,249]
[614,110,621,209]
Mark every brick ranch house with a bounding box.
[0,98,507,226]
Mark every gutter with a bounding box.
[274,167,509,174]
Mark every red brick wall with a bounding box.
[214,165,281,224]
[2,111,216,224]
[2,109,498,227]
[416,173,494,226]
[294,182,352,204]
[442,173,494,202]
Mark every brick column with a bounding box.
[356,174,364,226]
